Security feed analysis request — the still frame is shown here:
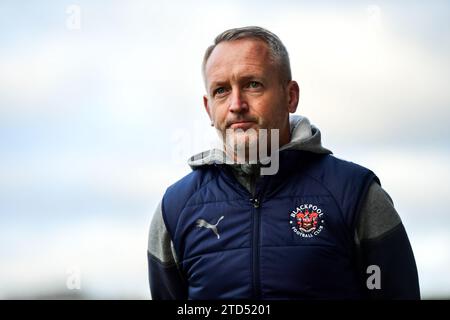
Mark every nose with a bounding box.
[228,88,249,113]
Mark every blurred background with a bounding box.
[0,0,449,299]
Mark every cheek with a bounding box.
[253,97,282,122]
[211,103,227,125]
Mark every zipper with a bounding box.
[250,196,261,299]
[219,164,266,299]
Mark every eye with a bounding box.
[247,81,261,89]
[213,87,227,96]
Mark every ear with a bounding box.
[203,95,212,120]
[286,80,300,113]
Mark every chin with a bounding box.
[224,130,259,162]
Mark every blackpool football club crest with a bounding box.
[290,204,324,238]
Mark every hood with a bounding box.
[188,114,332,170]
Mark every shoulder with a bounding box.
[320,154,376,177]
[301,153,380,190]
[164,165,218,204]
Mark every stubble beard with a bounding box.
[219,126,270,164]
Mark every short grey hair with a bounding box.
[202,26,292,85]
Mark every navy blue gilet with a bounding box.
[161,150,379,299]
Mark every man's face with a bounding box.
[203,38,298,156]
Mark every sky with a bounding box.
[0,0,449,299]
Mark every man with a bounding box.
[147,26,420,299]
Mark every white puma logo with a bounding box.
[196,216,224,239]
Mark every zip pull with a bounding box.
[250,198,260,208]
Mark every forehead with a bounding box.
[205,39,275,85]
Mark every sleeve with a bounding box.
[147,200,188,300]
[355,181,421,299]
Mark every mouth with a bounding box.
[228,121,256,130]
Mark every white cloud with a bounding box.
[277,8,450,142]
[413,230,450,298]
[0,219,151,299]
[0,150,190,202]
